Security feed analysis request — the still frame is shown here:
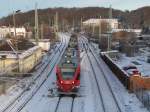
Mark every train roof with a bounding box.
[58,34,79,68]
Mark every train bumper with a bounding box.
[57,81,80,93]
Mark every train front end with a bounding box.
[56,65,80,93]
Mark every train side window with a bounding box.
[77,73,80,80]
[56,73,60,81]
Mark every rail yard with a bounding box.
[0,1,150,112]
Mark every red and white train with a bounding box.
[56,34,80,95]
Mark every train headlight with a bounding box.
[60,81,63,84]
[72,81,74,84]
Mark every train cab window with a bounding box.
[61,68,75,80]
[62,72,74,80]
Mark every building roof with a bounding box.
[0,38,38,59]
[0,46,41,59]
[83,18,118,25]
[0,39,35,51]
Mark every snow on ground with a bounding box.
[20,69,59,112]
[80,52,95,112]
[19,34,68,111]
[79,39,106,112]
[89,42,149,112]
[0,40,63,110]
[89,53,122,112]
[18,33,75,112]
[0,45,60,111]
[90,41,150,77]
[0,33,148,112]
[20,34,85,112]
[0,85,22,110]
[114,54,150,77]
[57,97,73,112]
[98,55,149,112]
[0,33,69,112]
[21,35,101,112]
[72,97,84,112]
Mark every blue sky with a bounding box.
[0,0,150,17]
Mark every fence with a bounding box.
[132,81,150,111]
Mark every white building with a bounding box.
[30,39,51,51]
[10,27,26,37]
[0,27,10,39]
[0,26,26,38]
[0,46,42,74]
[83,18,119,29]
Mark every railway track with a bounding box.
[81,39,105,112]
[70,97,75,112]
[80,37,123,112]
[1,37,68,112]
[54,97,62,112]
[54,97,75,112]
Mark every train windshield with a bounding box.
[61,68,75,80]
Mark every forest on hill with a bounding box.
[0,6,150,29]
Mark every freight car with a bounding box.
[100,53,142,91]
[100,53,130,89]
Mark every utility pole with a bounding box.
[55,12,58,32]
[80,17,83,32]
[109,5,112,19]
[107,5,112,51]
[72,18,75,31]
[92,19,95,36]
[99,16,101,48]
[13,11,18,53]
[48,13,51,27]
[8,24,11,36]
[13,11,16,38]
[51,18,54,27]
[35,3,39,45]
[62,19,65,32]
[12,10,21,39]
[49,18,51,27]
[12,10,21,72]
[92,25,95,36]
[1,55,6,73]
[41,23,43,39]
[54,12,59,41]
